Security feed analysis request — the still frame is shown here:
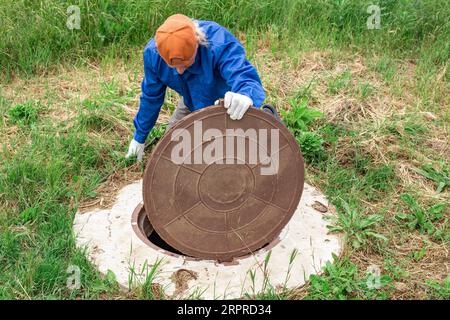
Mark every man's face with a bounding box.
[170,45,198,75]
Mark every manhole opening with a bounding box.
[133,205,184,256]
[132,204,275,262]
[147,224,184,256]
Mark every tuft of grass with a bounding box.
[412,164,450,193]
[395,194,449,242]
[425,275,450,300]
[127,258,167,300]
[243,250,299,300]
[140,259,165,300]
[327,70,352,94]
[356,82,375,100]
[282,98,323,136]
[306,255,392,300]
[328,200,388,249]
[372,56,397,82]
[296,132,325,164]
[7,101,40,125]
[361,164,397,201]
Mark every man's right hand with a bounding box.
[126,139,145,162]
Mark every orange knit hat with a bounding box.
[155,14,197,66]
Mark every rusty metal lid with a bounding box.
[143,105,304,261]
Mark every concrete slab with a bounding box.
[73,180,342,299]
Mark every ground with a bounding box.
[0,35,448,299]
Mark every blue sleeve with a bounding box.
[214,31,265,107]
[133,49,167,143]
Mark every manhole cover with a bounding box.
[143,105,304,261]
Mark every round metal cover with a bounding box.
[143,105,305,261]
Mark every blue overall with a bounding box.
[133,20,266,143]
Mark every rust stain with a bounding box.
[170,268,198,297]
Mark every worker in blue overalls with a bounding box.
[126,14,278,161]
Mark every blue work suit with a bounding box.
[133,20,266,143]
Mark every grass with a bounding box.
[0,75,135,299]
[412,165,450,193]
[426,275,450,299]
[327,200,388,250]
[302,255,392,300]
[0,0,449,300]
[395,193,448,242]
[1,0,449,81]
[128,258,166,299]
[7,101,41,125]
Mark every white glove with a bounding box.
[219,92,253,120]
[126,139,145,162]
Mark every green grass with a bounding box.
[1,0,449,81]
[328,200,388,250]
[7,101,41,125]
[0,0,449,300]
[281,98,326,164]
[0,81,133,299]
[426,275,450,299]
[129,258,166,299]
[395,193,449,242]
[327,70,352,94]
[412,165,450,193]
[306,255,393,300]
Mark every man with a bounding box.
[126,14,277,161]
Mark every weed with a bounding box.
[373,56,396,82]
[395,193,448,241]
[293,79,317,102]
[404,120,428,136]
[412,164,450,193]
[328,200,387,249]
[141,259,164,300]
[306,255,391,299]
[243,250,297,300]
[383,259,408,281]
[147,123,167,146]
[296,132,325,164]
[425,275,450,299]
[409,244,428,262]
[281,99,323,136]
[327,70,351,94]
[362,165,397,201]
[7,101,39,125]
[128,258,165,300]
[356,82,375,99]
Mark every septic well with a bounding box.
[132,203,274,263]
[74,180,342,299]
[132,204,184,256]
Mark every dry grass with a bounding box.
[76,163,143,213]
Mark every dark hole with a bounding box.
[148,230,270,259]
[137,206,272,260]
[138,210,188,256]
[147,230,184,255]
